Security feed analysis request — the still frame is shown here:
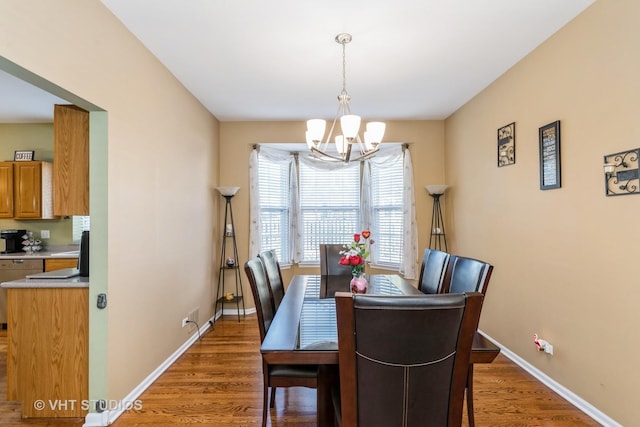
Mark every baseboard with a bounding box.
[83,309,256,426]
[479,330,621,427]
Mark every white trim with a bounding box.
[83,411,110,427]
[479,330,621,427]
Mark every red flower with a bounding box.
[339,256,350,265]
[349,255,363,266]
[361,230,371,239]
[353,233,361,243]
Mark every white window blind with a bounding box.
[299,162,360,262]
[258,158,290,262]
[371,155,404,267]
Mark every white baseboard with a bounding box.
[479,330,621,427]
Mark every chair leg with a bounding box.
[270,386,277,408]
[466,364,475,427]
[262,383,269,427]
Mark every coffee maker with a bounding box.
[0,229,27,254]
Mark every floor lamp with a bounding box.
[426,185,448,252]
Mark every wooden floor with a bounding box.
[0,317,601,426]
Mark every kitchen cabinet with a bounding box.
[53,104,89,216]
[0,259,44,326]
[0,162,13,218]
[44,257,78,271]
[13,161,54,219]
[7,285,88,417]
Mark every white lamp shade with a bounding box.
[305,131,315,149]
[216,186,240,196]
[307,119,326,143]
[425,185,448,195]
[366,122,385,144]
[340,115,361,139]
[335,135,347,154]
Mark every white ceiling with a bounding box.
[1,0,595,123]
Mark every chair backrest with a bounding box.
[319,244,353,276]
[417,248,451,294]
[335,292,484,427]
[244,257,275,342]
[258,249,285,311]
[443,255,494,296]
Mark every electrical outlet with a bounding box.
[181,317,189,328]
[188,308,199,324]
[41,230,50,239]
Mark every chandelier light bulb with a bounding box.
[340,114,361,140]
[335,135,347,154]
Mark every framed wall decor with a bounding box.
[497,122,515,167]
[539,121,561,190]
[14,150,35,161]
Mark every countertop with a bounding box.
[1,276,89,288]
[0,245,86,288]
[0,246,80,260]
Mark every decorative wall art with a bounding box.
[539,121,561,190]
[14,150,34,161]
[497,122,515,167]
[603,148,640,196]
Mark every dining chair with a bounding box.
[334,291,484,427]
[417,248,451,294]
[442,254,494,427]
[244,257,318,427]
[319,243,352,276]
[443,255,493,296]
[258,249,285,311]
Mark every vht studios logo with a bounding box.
[33,399,143,411]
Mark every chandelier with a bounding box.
[306,33,386,163]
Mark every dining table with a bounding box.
[260,274,500,427]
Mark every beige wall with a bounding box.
[0,123,73,245]
[0,0,220,404]
[220,120,445,298]
[445,0,637,424]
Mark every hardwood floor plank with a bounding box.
[0,317,602,426]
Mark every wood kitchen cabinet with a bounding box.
[0,162,14,218]
[13,161,54,219]
[44,257,79,271]
[53,104,89,216]
[7,286,88,418]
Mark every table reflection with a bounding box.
[297,275,405,350]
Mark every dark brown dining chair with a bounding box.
[442,254,494,427]
[244,257,318,427]
[417,248,451,294]
[320,243,353,276]
[258,249,285,311]
[334,291,484,427]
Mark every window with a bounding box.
[370,155,404,267]
[254,145,409,271]
[299,161,360,262]
[72,216,90,243]
[257,157,290,263]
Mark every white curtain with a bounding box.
[401,148,418,279]
[248,146,295,259]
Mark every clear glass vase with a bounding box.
[350,273,368,294]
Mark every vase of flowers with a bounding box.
[339,230,374,294]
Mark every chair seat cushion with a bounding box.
[269,364,318,378]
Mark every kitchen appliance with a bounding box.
[0,229,27,254]
[78,230,89,277]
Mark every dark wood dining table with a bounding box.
[260,274,499,427]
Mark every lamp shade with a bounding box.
[306,119,326,144]
[216,186,240,196]
[425,185,448,195]
[340,115,361,139]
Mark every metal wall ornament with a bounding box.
[603,148,640,196]
[497,122,515,167]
